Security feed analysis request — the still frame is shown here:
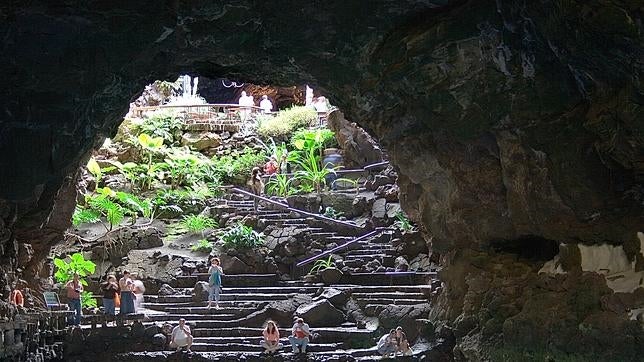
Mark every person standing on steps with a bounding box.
[171,318,193,353]
[259,95,273,113]
[65,273,83,326]
[207,257,223,309]
[289,318,311,354]
[264,156,278,175]
[248,167,264,211]
[261,320,282,354]
[101,275,119,318]
[132,273,145,313]
[118,270,136,315]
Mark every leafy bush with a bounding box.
[291,128,337,151]
[309,256,335,274]
[86,157,115,191]
[221,224,264,249]
[265,174,293,197]
[53,253,96,287]
[292,148,335,193]
[323,207,344,219]
[257,106,317,140]
[211,148,266,185]
[181,214,217,233]
[191,239,213,253]
[132,110,183,145]
[81,291,98,309]
[394,212,416,232]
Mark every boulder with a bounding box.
[378,304,431,341]
[138,227,163,249]
[191,281,209,302]
[296,299,345,327]
[409,254,431,271]
[321,192,357,218]
[181,131,221,150]
[152,333,166,347]
[326,110,384,168]
[158,284,177,296]
[314,288,350,307]
[395,256,409,272]
[221,256,248,275]
[372,198,387,219]
[286,194,321,213]
[320,267,343,285]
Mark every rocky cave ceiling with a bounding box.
[0,0,642,255]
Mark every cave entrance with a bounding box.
[489,235,560,262]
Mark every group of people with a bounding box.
[238,91,273,120]
[377,326,413,357]
[61,270,146,326]
[262,154,288,176]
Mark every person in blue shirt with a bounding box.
[207,258,224,309]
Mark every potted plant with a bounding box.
[309,256,343,285]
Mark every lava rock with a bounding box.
[191,281,209,302]
[296,300,345,327]
[158,284,177,296]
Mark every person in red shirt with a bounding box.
[9,283,24,307]
[65,273,83,325]
[263,156,278,176]
[261,320,282,354]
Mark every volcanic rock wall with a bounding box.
[0,0,642,359]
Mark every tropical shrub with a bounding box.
[164,148,206,189]
[181,214,217,234]
[265,174,293,197]
[132,110,183,145]
[221,224,264,249]
[81,291,98,309]
[394,212,416,232]
[257,106,317,139]
[53,253,97,286]
[191,239,213,253]
[309,256,335,274]
[291,128,337,153]
[292,148,335,193]
[211,148,266,185]
[86,157,115,191]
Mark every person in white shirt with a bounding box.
[238,91,254,121]
[313,96,328,113]
[259,95,273,113]
[288,318,310,354]
[171,318,193,352]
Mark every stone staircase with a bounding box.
[127,274,432,359]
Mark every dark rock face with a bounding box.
[1,0,643,358]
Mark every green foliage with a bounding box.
[86,189,126,230]
[257,106,317,139]
[291,128,337,152]
[132,111,183,145]
[164,148,205,189]
[334,177,359,193]
[323,206,344,219]
[394,212,416,232]
[72,208,101,226]
[72,188,162,228]
[53,253,96,285]
[221,224,265,249]
[292,147,335,193]
[86,157,116,191]
[211,148,266,185]
[309,256,335,274]
[191,239,213,253]
[265,174,293,197]
[181,214,217,233]
[81,291,98,309]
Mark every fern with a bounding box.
[71,207,101,226]
[181,215,217,233]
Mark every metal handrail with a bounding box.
[229,187,362,230]
[132,103,264,111]
[295,228,390,267]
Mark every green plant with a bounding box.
[334,177,359,193]
[85,190,126,231]
[265,174,293,197]
[135,133,167,190]
[291,128,337,153]
[181,214,217,234]
[53,253,96,286]
[191,239,213,253]
[257,106,317,139]
[164,148,204,189]
[221,224,264,249]
[309,256,335,274]
[323,206,344,219]
[81,291,98,309]
[133,110,183,145]
[292,148,336,193]
[86,157,115,191]
[211,148,266,185]
[394,211,416,232]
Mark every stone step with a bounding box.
[174,273,280,287]
[355,298,428,307]
[144,313,240,322]
[155,305,263,315]
[352,292,426,299]
[147,293,295,303]
[189,342,342,352]
[340,272,434,286]
[191,326,375,340]
[345,250,397,257]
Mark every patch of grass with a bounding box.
[181,214,217,233]
[257,106,317,140]
[191,239,213,253]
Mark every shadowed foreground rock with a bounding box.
[1,0,643,360]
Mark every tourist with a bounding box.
[65,273,83,326]
[288,317,310,354]
[259,95,273,113]
[118,270,136,315]
[377,329,397,358]
[279,153,289,174]
[322,149,342,190]
[395,326,413,356]
[238,91,254,121]
[9,283,24,307]
[132,273,145,313]
[313,96,328,113]
[207,257,223,309]
[264,156,278,175]
[248,167,264,211]
[101,275,119,317]
[261,320,282,354]
[171,318,193,353]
